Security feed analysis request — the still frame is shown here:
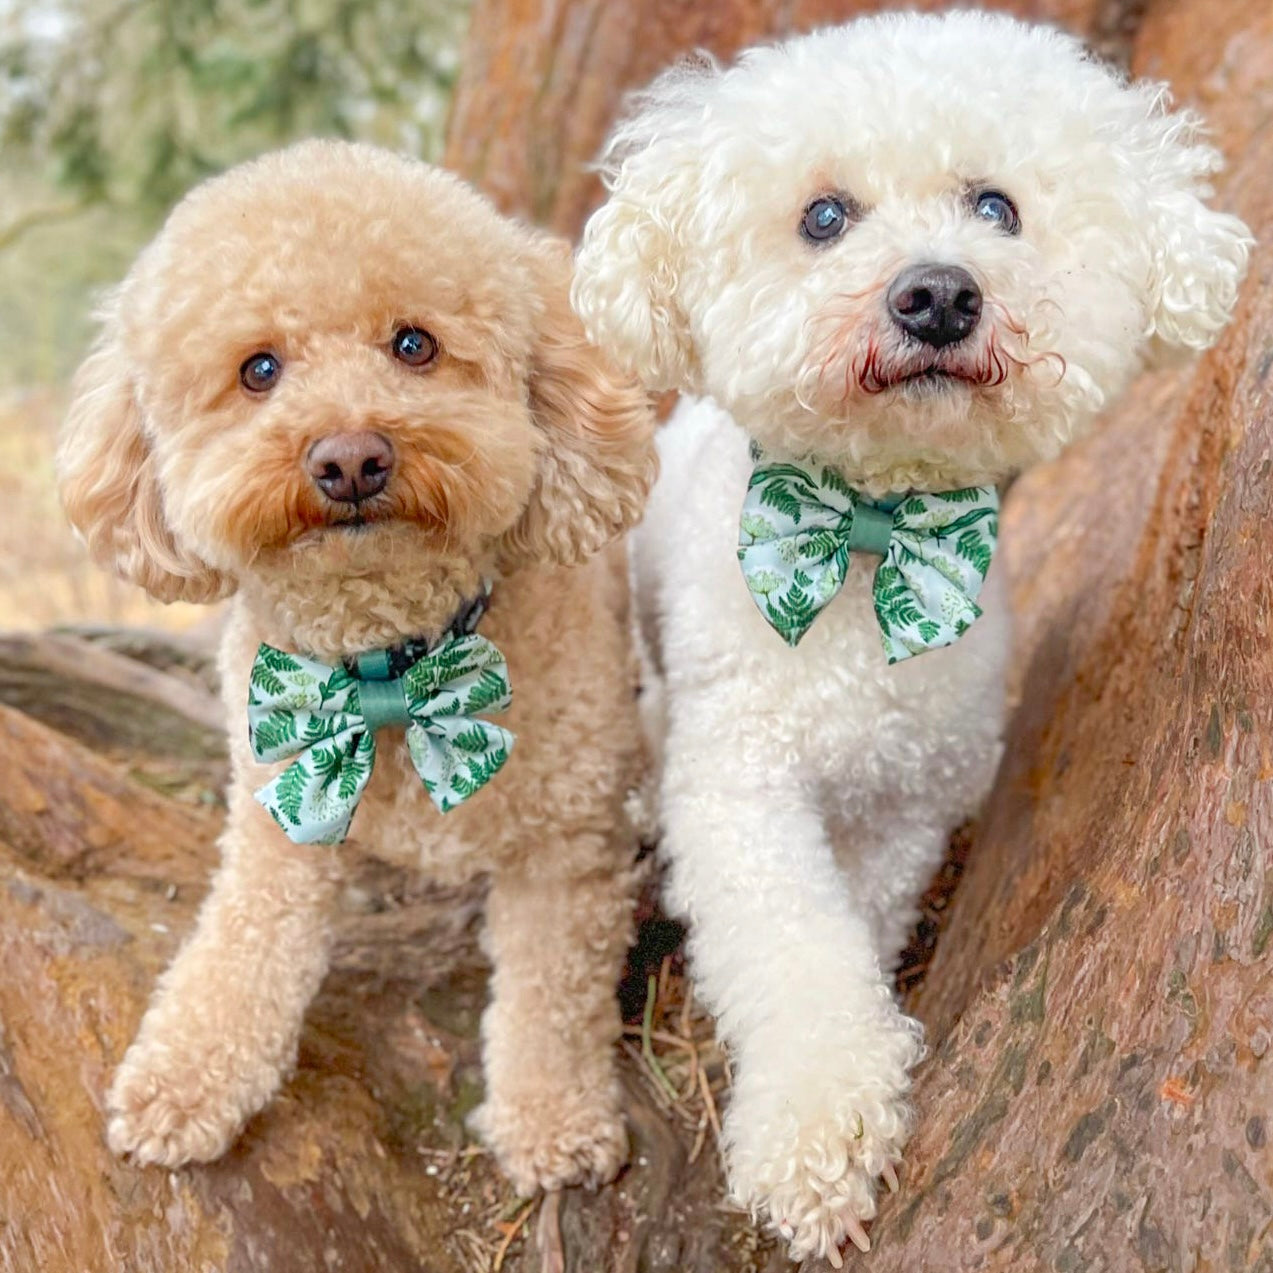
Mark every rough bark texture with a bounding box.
[3,3,1269,1272]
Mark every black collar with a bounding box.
[343,583,491,682]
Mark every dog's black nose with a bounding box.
[886,264,983,348]
[307,432,395,503]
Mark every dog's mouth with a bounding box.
[896,366,962,384]
[853,347,997,398]
[887,365,987,400]
[316,498,447,540]
[847,321,1040,398]
[292,501,403,544]
[328,507,388,532]
[318,489,409,533]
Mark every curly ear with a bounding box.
[1136,97,1252,357]
[499,240,657,570]
[572,58,718,391]
[58,310,233,604]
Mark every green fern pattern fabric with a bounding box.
[737,453,999,662]
[248,633,514,844]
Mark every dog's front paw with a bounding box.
[107,1042,266,1167]
[728,1061,915,1265]
[470,1088,628,1195]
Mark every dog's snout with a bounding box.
[306,432,395,503]
[886,264,982,348]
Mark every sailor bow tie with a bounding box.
[248,623,514,846]
[737,452,999,662]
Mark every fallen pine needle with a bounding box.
[642,974,682,1103]
[492,1200,535,1272]
[622,1025,699,1052]
[688,1109,708,1165]
[621,1041,673,1107]
[698,1065,722,1142]
[496,1194,532,1222]
[681,1032,701,1103]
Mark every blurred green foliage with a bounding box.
[0,0,471,384]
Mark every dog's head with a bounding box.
[573,12,1250,492]
[59,140,655,604]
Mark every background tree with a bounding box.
[0,0,469,385]
[0,0,468,217]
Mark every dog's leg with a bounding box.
[832,812,960,973]
[660,713,924,1265]
[107,794,341,1166]
[470,857,633,1195]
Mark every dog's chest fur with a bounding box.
[637,397,1011,833]
[219,552,642,883]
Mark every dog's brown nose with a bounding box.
[307,432,395,503]
[887,264,982,348]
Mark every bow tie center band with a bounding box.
[737,449,999,662]
[350,648,416,734]
[248,588,514,845]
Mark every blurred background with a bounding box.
[0,0,470,631]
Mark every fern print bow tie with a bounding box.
[737,452,998,662]
[248,630,514,845]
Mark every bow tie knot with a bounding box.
[248,632,515,845]
[737,453,998,661]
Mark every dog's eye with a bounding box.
[800,196,850,244]
[240,352,282,393]
[972,190,1021,236]
[391,327,439,368]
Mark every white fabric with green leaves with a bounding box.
[248,633,514,844]
[737,453,999,662]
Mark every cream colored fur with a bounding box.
[58,139,657,1195]
[573,11,1250,1264]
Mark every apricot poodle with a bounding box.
[59,139,657,1194]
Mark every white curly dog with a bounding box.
[572,10,1249,1265]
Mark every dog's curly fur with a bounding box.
[572,11,1250,1263]
[59,139,657,1193]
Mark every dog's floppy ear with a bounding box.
[499,239,657,570]
[1135,98,1251,358]
[58,297,233,604]
[572,59,717,391]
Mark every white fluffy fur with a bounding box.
[573,10,1250,1264]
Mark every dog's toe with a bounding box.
[107,1051,247,1168]
[729,1084,912,1264]
[471,1093,628,1195]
